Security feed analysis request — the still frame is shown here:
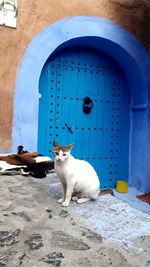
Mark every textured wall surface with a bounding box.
[0,0,150,152]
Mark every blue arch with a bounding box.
[13,16,150,192]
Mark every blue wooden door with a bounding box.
[38,46,130,188]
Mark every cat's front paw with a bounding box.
[58,198,64,204]
[62,201,70,207]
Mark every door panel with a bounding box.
[38,46,130,188]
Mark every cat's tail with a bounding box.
[90,187,100,200]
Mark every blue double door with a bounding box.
[38,46,130,188]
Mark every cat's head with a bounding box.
[53,141,74,163]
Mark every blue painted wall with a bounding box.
[12,16,150,192]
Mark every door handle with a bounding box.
[65,123,73,134]
[82,96,93,114]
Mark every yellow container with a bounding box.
[116,180,128,193]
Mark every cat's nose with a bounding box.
[57,158,61,162]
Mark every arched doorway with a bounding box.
[38,46,130,188]
[13,16,150,192]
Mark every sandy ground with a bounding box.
[0,173,150,267]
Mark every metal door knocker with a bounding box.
[82,97,93,114]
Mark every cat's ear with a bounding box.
[67,143,74,150]
[53,141,59,147]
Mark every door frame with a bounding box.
[13,16,150,192]
[38,46,131,188]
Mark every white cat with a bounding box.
[53,141,100,207]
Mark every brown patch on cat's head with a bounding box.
[53,141,74,152]
[53,141,59,148]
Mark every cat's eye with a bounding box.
[55,152,59,156]
[63,153,67,156]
